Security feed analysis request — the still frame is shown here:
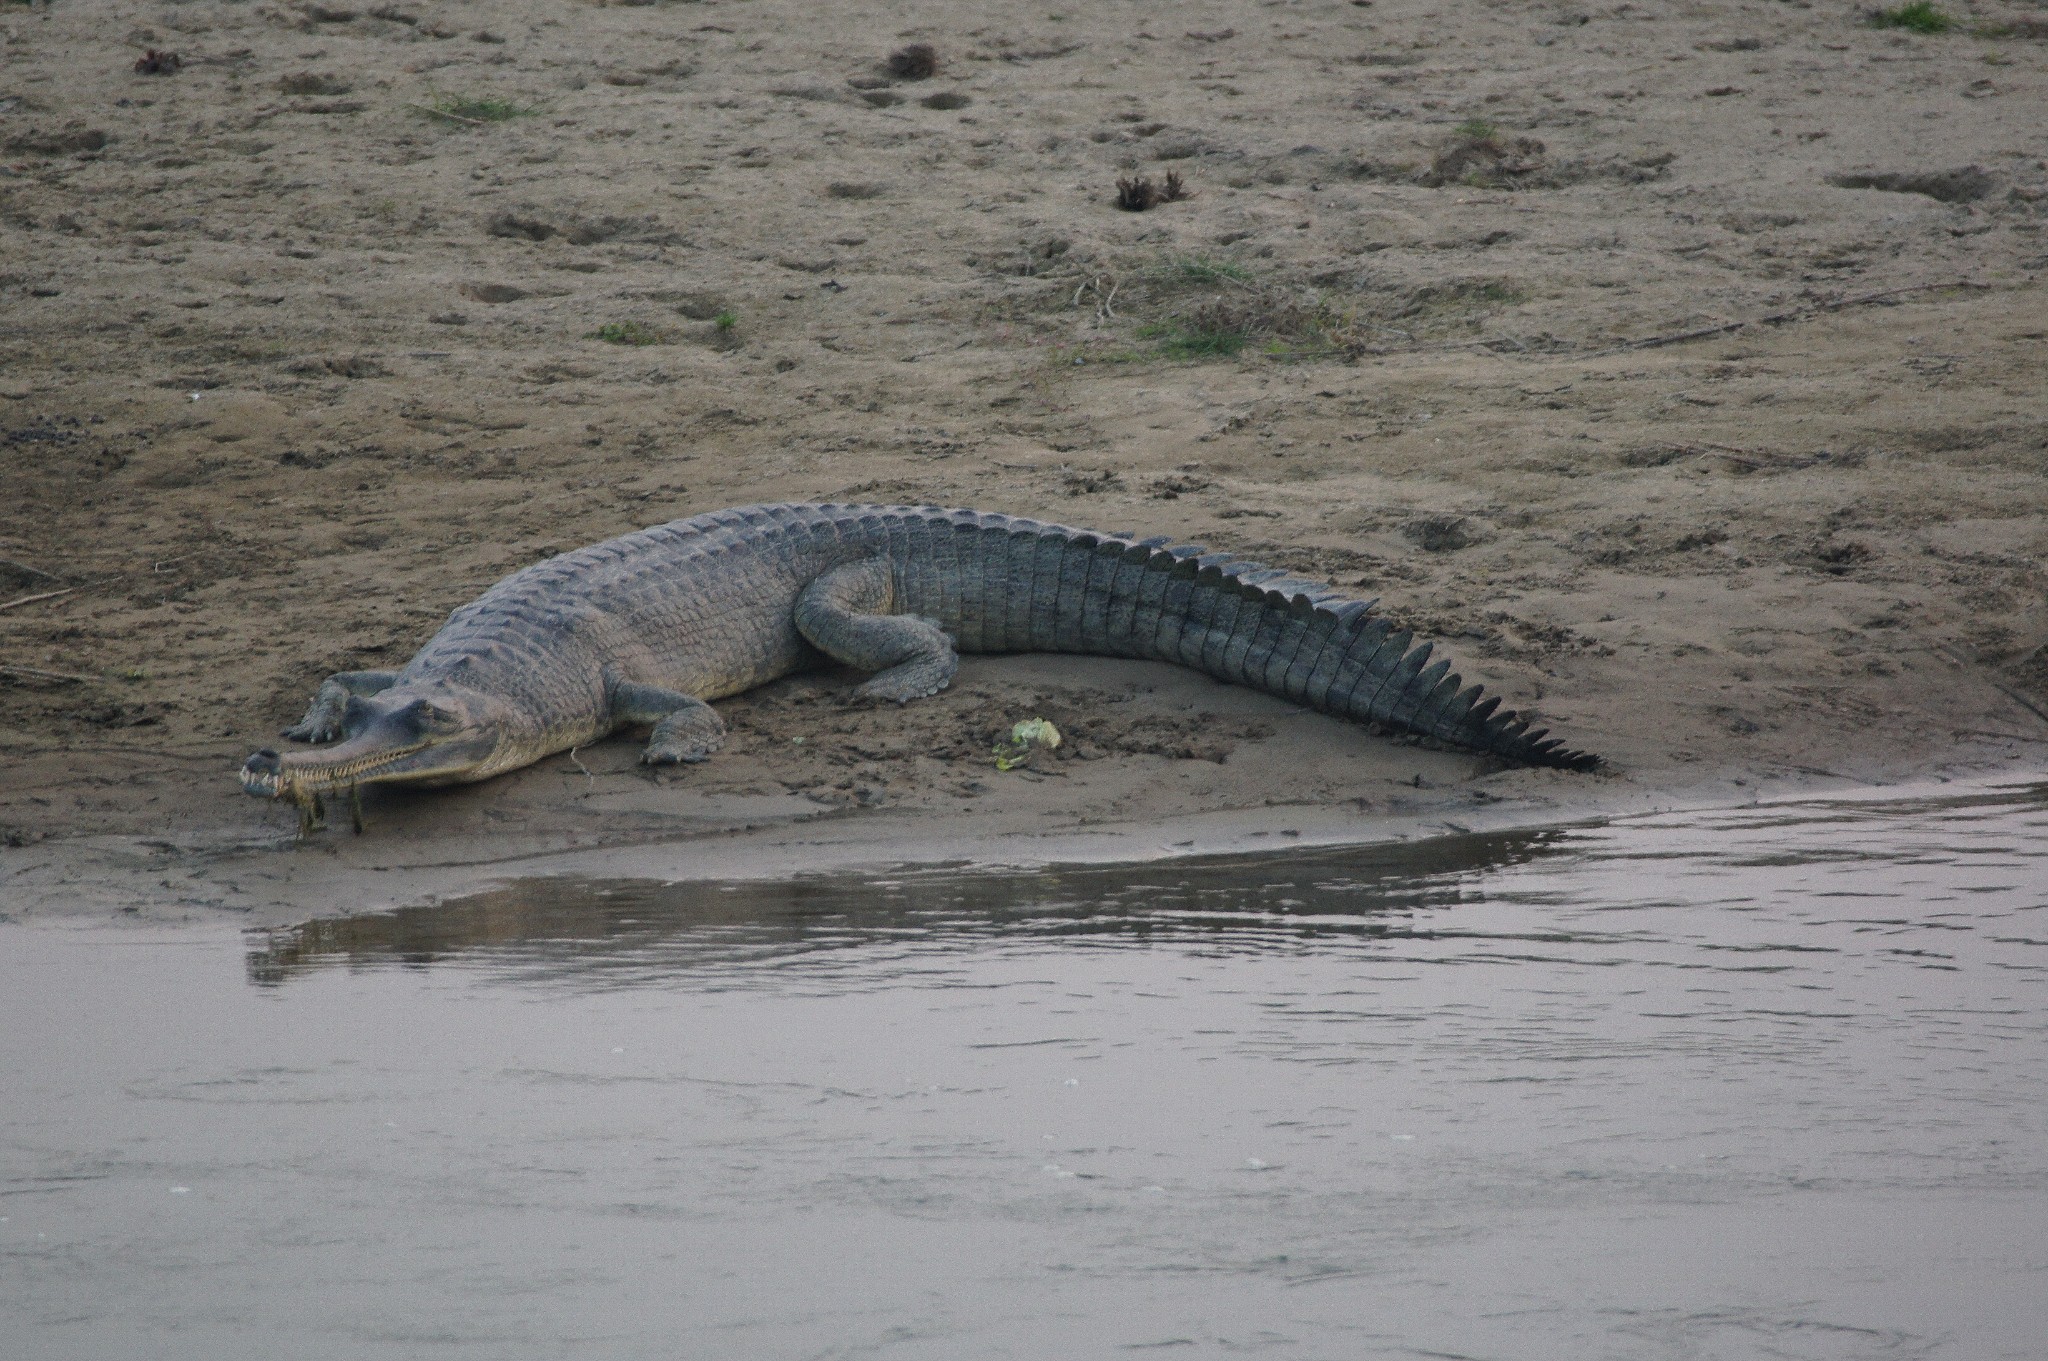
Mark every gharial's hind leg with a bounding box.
[794,557,959,704]
[282,671,401,743]
[611,681,728,765]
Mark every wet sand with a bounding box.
[3,0,2046,917]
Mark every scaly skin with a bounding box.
[242,503,1598,820]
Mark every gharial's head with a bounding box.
[240,682,519,801]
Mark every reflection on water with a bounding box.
[5,779,2047,1361]
[246,824,1569,986]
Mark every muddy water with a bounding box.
[4,781,2046,1361]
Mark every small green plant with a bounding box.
[1150,317,1250,360]
[1871,2,1951,33]
[421,91,543,124]
[1973,17,2048,39]
[1172,257,1252,283]
[713,309,738,332]
[1453,117,1499,141]
[586,321,667,346]
[120,667,150,681]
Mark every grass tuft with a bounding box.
[1173,257,1252,283]
[1870,2,1951,33]
[1171,257,1245,284]
[1140,307,1251,359]
[713,309,738,332]
[421,91,544,124]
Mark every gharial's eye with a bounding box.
[411,701,461,730]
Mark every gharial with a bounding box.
[242,503,1599,830]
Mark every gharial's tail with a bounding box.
[777,503,1603,772]
[1082,529,1604,772]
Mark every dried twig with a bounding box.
[1992,682,2048,727]
[0,662,97,685]
[1073,274,1119,325]
[0,587,75,612]
[1586,280,1984,357]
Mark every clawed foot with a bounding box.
[281,704,344,744]
[283,717,342,743]
[849,618,957,705]
[640,699,728,766]
[849,669,953,705]
[641,732,724,765]
[279,673,397,744]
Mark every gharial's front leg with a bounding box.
[611,680,728,765]
[282,671,401,743]
[794,557,959,703]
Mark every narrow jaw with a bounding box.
[240,737,436,800]
[242,683,514,811]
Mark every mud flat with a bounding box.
[3,0,2046,916]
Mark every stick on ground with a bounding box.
[1586,280,1985,357]
[0,662,97,685]
[0,587,77,613]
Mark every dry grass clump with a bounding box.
[1113,170,1192,212]
[1077,254,1530,365]
[887,43,937,80]
[1420,121,1550,189]
[1131,263,1353,361]
[277,71,350,96]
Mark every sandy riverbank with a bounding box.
[3,0,2045,920]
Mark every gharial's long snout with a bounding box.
[240,686,507,802]
[238,727,434,800]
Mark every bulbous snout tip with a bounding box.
[241,748,287,799]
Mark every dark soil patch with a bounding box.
[1827,166,1993,204]
[3,126,108,156]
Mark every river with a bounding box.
[3,778,2044,1359]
